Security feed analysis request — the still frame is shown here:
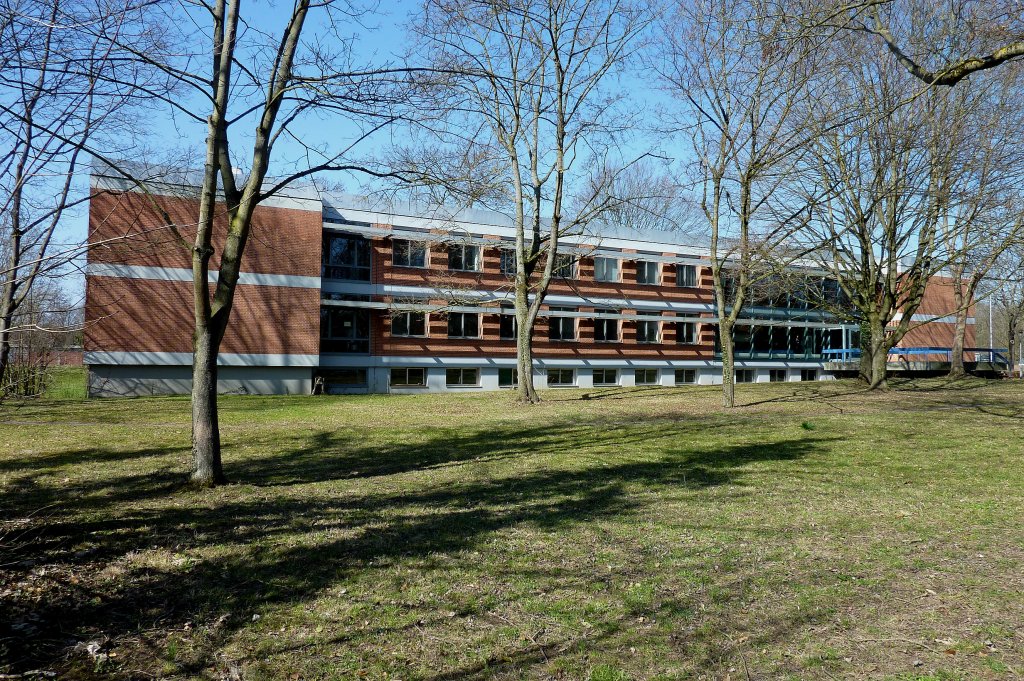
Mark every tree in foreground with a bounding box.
[91,0,405,486]
[406,0,650,403]
[660,0,820,407]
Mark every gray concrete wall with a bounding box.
[87,364,313,397]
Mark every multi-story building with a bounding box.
[83,167,973,396]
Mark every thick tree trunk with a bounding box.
[515,289,539,403]
[191,322,226,486]
[858,321,874,384]
[867,331,889,390]
[947,305,969,378]
[720,319,736,408]
[1007,324,1017,377]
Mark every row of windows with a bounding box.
[390,310,700,344]
[386,367,818,388]
[322,234,700,287]
[323,367,817,389]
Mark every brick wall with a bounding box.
[86,190,322,358]
[89,190,321,276]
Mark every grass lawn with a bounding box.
[1,374,1023,680]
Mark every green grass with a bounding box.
[2,377,1023,679]
[42,366,88,400]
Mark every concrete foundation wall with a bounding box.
[88,364,313,397]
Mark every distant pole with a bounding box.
[989,302,995,362]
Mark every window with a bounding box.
[676,264,697,288]
[448,243,481,271]
[637,261,660,285]
[393,239,427,268]
[320,307,370,354]
[322,234,370,281]
[321,369,367,394]
[769,369,787,383]
[594,257,620,283]
[446,368,479,387]
[675,321,697,344]
[675,369,697,385]
[635,369,658,385]
[736,369,756,383]
[499,305,517,340]
[500,250,516,276]
[547,369,575,386]
[801,369,818,382]
[391,311,426,337]
[390,368,426,388]
[498,367,518,388]
[593,368,618,386]
[553,253,576,278]
[548,306,576,341]
[636,319,660,343]
[594,308,619,342]
[447,312,480,338]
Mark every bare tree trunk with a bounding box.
[868,328,889,390]
[0,296,13,391]
[720,319,735,407]
[191,320,226,486]
[857,321,874,384]
[515,283,540,403]
[948,304,969,378]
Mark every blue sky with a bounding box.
[61,0,670,298]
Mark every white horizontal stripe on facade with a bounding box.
[891,312,975,324]
[85,351,319,367]
[88,263,321,289]
[318,355,828,369]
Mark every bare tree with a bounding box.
[0,0,137,394]
[406,0,651,403]
[83,0,410,486]
[853,1,1024,87]
[660,0,820,407]
[792,32,991,388]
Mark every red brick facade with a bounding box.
[86,190,322,357]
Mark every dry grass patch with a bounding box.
[1,376,1022,679]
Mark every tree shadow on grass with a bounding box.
[1,421,834,678]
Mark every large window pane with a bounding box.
[322,234,370,281]
[320,307,369,353]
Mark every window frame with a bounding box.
[769,369,787,383]
[445,367,480,387]
[675,321,697,345]
[593,308,620,342]
[499,305,517,340]
[553,253,576,279]
[320,306,370,354]
[592,368,618,386]
[676,264,697,288]
[322,234,371,281]
[390,367,427,388]
[594,256,620,283]
[674,368,697,385]
[391,311,427,338]
[499,249,516,277]
[498,367,518,388]
[547,368,575,387]
[634,368,659,386]
[392,239,428,268]
[801,369,818,382]
[447,243,482,272]
[636,260,661,285]
[636,319,661,344]
[548,306,577,342]
[447,311,481,339]
[735,369,756,384]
